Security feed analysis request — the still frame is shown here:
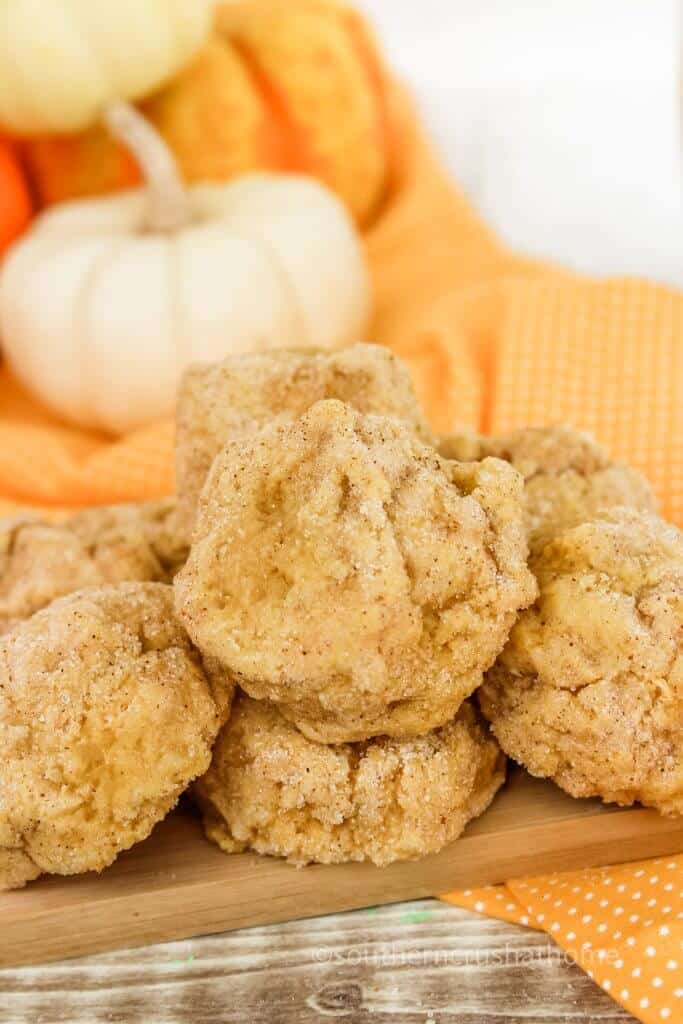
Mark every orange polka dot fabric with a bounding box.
[488,276,683,527]
[442,858,683,1023]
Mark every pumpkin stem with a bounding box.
[103,101,191,232]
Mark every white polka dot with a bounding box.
[553,899,563,908]
[474,901,485,912]
[660,925,671,936]
[646,946,657,957]
[640,997,650,1010]
[667,960,679,971]
[647,898,657,907]
[653,977,663,988]
[520,915,529,926]
[633,967,642,978]
[650,875,660,884]
[632,891,642,900]
[582,915,592,924]
[667,862,677,869]
[613,931,622,940]
[635,869,645,878]
[551,923,560,933]
[598,924,607,934]
[675,988,683,998]
[599,899,609,908]
[621,989,630,1000]
[661,1010,671,1020]
[614,906,624,916]
[495,892,504,900]
[629,914,639,924]
[663,906,672,914]
[617,884,627,893]
[506,903,516,911]
[463,889,472,896]
[614,959,623,969]
[571,886,580,893]
[536,913,545,923]
[627,937,636,947]
[585,893,594,901]
[597,950,607,961]
[567,931,576,941]
[664,883,674,892]
[569,907,577,916]
[603,979,611,991]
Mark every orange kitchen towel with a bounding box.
[443,859,683,1024]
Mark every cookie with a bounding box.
[176,343,434,535]
[0,498,187,633]
[480,508,683,814]
[0,582,233,890]
[197,694,505,866]
[440,426,656,553]
[176,399,535,742]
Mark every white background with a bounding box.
[358,0,682,287]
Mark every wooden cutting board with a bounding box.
[4,768,683,969]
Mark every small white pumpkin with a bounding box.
[0,105,371,435]
[0,0,214,135]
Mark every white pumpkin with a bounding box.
[0,0,213,135]
[0,105,371,435]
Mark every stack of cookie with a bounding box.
[2,343,681,891]
[441,426,683,817]
[172,345,537,865]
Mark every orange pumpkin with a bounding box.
[0,140,32,253]
[22,0,394,226]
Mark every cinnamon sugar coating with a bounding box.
[175,343,434,535]
[440,426,656,553]
[0,498,187,633]
[0,583,233,890]
[197,694,505,866]
[68,497,189,581]
[176,399,535,742]
[480,509,683,813]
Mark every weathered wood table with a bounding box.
[0,899,636,1023]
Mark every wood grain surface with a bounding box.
[4,769,683,969]
[0,900,637,1023]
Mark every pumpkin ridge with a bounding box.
[167,233,189,390]
[338,7,394,219]
[73,237,130,433]
[0,232,67,400]
[222,223,312,347]
[229,37,319,176]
